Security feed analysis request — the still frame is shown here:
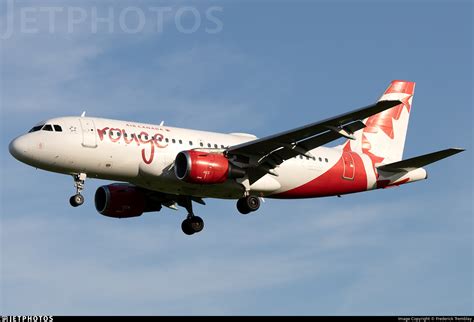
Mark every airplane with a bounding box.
[9,80,464,235]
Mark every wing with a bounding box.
[226,100,401,181]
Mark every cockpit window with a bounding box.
[53,125,62,132]
[42,124,53,131]
[29,125,44,133]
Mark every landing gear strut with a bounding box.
[69,173,86,207]
[237,195,260,214]
[180,197,204,235]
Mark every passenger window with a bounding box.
[200,142,204,147]
[221,145,225,149]
[53,125,62,132]
[207,143,211,148]
[165,138,169,143]
[214,144,218,149]
[299,155,303,159]
[319,157,322,162]
[137,134,141,139]
[124,132,128,138]
[325,158,329,163]
[179,140,182,144]
[189,141,193,146]
[172,139,176,144]
[117,131,121,137]
[42,124,53,131]
[158,136,163,141]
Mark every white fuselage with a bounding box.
[11,116,369,199]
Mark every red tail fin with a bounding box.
[344,80,416,165]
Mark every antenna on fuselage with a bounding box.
[159,121,164,126]
[80,111,86,117]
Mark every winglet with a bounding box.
[81,111,86,117]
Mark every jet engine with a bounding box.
[174,150,245,184]
[94,184,147,218]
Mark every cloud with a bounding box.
[1,208,313,314]
[2,182,471,315]
[1,8,275,133]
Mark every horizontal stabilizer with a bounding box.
[377,148,465,172]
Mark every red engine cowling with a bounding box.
[94,184,146,218]
[174,150,245,184]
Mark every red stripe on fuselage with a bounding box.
[273,152,368,199]
[376,177,410,189]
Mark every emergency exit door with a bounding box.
[342,152,355,180]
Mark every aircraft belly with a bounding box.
[134,174,244,199]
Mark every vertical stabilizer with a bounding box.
[344,80,415,166]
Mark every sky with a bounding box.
[0,0,472,316]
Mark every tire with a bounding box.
[245,196,260,212]
[181,219,195,235]
[189,216,204,233]
[237,198,251,214]
[69,194,84,207]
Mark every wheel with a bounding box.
[245,196,260,212]
[237,196,260,214]
[189,216,204,233]
[181,219,195,235]
[69,194,84,207]
[237,198,251,214]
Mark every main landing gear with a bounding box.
[236,195,260,214]
[180,197,204,236]
[179,195,261,235]
[69,173,86,207]
[181,215,204,236]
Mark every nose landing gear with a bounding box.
[69,173,86,207]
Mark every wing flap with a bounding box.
[257,130,342,168]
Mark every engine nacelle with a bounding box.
[174,150,245,184]
[94,184,146,218]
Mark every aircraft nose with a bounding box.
[9,135,32,162]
